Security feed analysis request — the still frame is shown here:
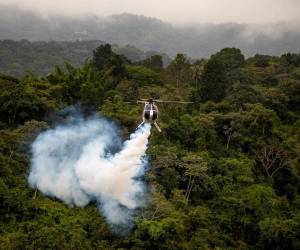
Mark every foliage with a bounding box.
[126,65,161,86]
[0,44,300,249]
[195,56,227,102]
[139,55,164,72]
[167,53,191,87]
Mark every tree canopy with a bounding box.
[0,43,300,249]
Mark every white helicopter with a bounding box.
[137,98,193,132]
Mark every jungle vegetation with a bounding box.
[0,44,300,249]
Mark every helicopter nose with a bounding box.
[144,111,150,120]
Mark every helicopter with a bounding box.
[137,98,193,132]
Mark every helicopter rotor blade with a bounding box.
[154,100,193,104]
[137,99,193,104]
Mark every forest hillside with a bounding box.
[0,44,300,249]
[1,4,300,57]
[0,40,171,76]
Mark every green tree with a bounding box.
[126,65,160,86]
[140,55,163,71]
[168,53,191,87]
[181,153,208,202]
[196,57,227,102]
[92,44,127,78]
[258,218,299,249]
[212,48,245,72]
[252,54,271,67]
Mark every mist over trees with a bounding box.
[0,4,299,58]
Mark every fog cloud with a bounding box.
[1,0,300,24]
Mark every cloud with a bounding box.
[1,0,300,24]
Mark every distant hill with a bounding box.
[0,4,299,58]
[0,40,171,76]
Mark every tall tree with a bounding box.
[168,53,191,87]
[197,57,227,102]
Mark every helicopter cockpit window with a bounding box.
[145,104,152,111]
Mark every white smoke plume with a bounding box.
[28,114,151,225]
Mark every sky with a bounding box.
[1,0,300,24]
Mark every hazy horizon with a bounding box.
[1,0,300,25]
[0,1,299,59]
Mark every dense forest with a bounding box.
[0,43,300,249]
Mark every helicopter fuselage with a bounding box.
[137,98,192,132]
[143,103,158,123]
[138,102,161,132]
